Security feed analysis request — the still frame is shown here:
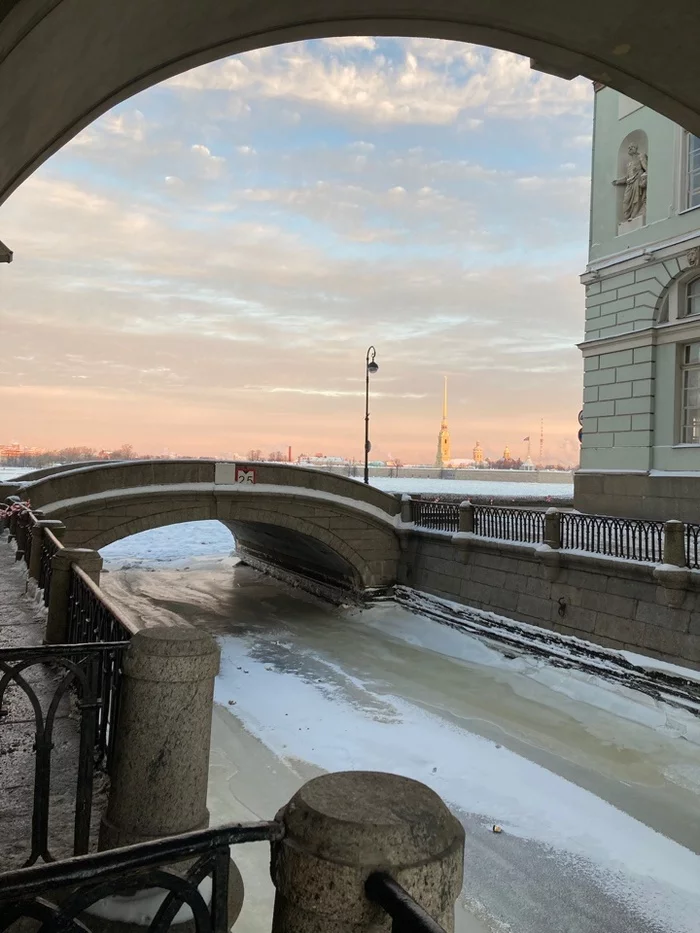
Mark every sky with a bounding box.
[0,37,593,465]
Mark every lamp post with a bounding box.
[364,346,378,484]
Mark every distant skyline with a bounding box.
[0,37,593,464]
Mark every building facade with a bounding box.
[575,86,700,520]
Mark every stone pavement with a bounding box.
[0,530,106,870]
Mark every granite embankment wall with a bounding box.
[399,529,700,669]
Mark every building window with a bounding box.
[682,342,700,443]
[687,133,700,209]
[688,278,700,317]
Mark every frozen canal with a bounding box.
[101,522,700,933]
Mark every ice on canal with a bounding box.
[100,522,700,933]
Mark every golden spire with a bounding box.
[435,376,451,467]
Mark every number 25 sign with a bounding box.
[235,467,256,484]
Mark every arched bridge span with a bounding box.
[20,460,402,598]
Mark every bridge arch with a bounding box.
[20,460,402,598]
[1,3,700,208]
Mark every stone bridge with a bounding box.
[13,460,402,598]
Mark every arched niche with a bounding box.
[615,129,649,234]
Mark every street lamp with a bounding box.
[364,346,378,484]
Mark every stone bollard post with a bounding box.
[459,500,474,534]
[99,626,220,850]
[28,520,65,582]
[400,494,412,523]
[544,508,562,549]
[45,548,103,644]
[663,520,686,567]
[270,771,465,933]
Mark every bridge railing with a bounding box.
[408,496,699,568]
[2,502,135,864]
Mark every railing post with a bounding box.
[544,508,562,549]
[5,495,21,537]
[45,548,103,645]
[28,520,65,582]
[663,519,687,568]
[99,626,220,848]
[270,771,464,933]
[400,494,412,523]
[459,500,474,534]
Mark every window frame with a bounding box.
[687,277,700,318]
[683,131,700,212]
[680,341,700,444]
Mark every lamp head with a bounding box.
[367,360,379,374]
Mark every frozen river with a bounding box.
[101,523,700,933]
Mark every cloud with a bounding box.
[0,36,590,462]
[166,39,592,126]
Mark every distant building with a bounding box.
[434,377,451,467]
[503,445,511,461]
[520,458,536,471]
[473,440,485,465]
[576,85,700,519]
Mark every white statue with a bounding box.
[612,144,648,222]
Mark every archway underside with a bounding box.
[1,2,700,207]
[52,493,399,596]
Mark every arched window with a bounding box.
[687,278,700,317]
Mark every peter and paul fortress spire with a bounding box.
[435,376,451,468]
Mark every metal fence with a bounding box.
[409,500,676,565]
[0,819,280,932]
[0,642,128,867]
[0,819,448,933]
[411,500,460,532]
[686,523,700,569]
[474,505,545,543]
[366,872,449,933]
[560,512,664,563]
[39,528,61,606]
[67,566,134,769]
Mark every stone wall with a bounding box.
[575,470,700,522]
[399,528,700,669]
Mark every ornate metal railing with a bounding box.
[0,820,281,933]
[0,643,128,868]
[474,505,545,543]
[67,566,135,769]
[410,500,460,531]
[13,505,35,568]
[366,872,448,933]
[685,523,700,569]
[560,512,664,562]
[39,528,62,606]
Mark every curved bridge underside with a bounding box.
[19,461,402,600]
[1,2,700,208]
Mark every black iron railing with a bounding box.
[13,506,35,568]
[0,820,281,932]
[685,523,700,569]
[0,642,128,868]
[39,529,61,606]
[411,501,460,531]
[366,872,448,933]
[560,512,663,562]
[474,505,545,544]
[67,566,134,769]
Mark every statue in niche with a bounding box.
[612,144,648,222]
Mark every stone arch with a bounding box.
[652,257,700,324]
[49,487,399,594]
[3,3,700,208]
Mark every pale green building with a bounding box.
[575,85,700,520]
